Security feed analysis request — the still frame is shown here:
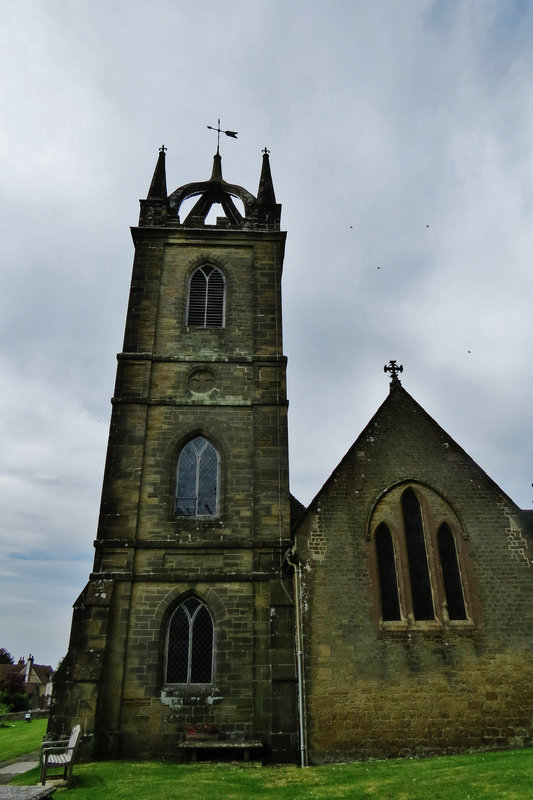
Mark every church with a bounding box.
[49,144,533,764]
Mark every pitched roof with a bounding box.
[294,380,525,531]
[28,664,54,684]
[0,660,54,686]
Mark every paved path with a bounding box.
[0,757,39,787]
[0,787,55,799]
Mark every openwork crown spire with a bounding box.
[140,143,281,231]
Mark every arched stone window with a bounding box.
[165,597,214,685]
[370,483,471,626]
[375,523,401,621]
[401,488,435,620]
[187,265,225,327]
[438,523,467,620]
[175,436,219,516]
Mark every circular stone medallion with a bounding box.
[188,369,215,393]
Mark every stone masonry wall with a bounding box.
[296,384,533,762]
[49,220,294,759]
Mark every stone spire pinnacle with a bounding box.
[147,145,168,199]
[210,151,223,182]
[257,147,276,205]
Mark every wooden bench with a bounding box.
[177,739,264,762]
[40,724,81,786]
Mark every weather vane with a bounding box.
[384,360,403,382]
[207,119,238,154]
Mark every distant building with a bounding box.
[49,146,533,762]
[0,655,54,710]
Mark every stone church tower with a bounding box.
[49,146,297,759]
[50,142,533,765]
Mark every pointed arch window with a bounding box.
[375,523,401,621]
[165,597,214,684]
[438,524,467,620]
[402,488,435,620]
[371,483,471,626]
[176,436,219,516]
[187,265,225,327]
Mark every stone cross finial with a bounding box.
[384,360,403,382]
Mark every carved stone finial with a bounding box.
[263,147,270,155]
[384,360,403,383]
[159,144,167,153]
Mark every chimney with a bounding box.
[25,654,34,683]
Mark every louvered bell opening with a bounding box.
[187,271,207,326]
[205,269,225,327]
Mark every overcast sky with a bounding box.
[1,0,532,669]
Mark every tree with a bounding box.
[0,648,14,665]
[0,667,29,712]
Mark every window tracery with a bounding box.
[371,483,470,626]
[165,597,214,685]
[187,265,225,327]
[175,436,219,516]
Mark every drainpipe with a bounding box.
[285,549,308,767]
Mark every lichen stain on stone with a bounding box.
[160,691,183,709]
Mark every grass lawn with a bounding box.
[10,747,533,799]
[0,718,47,762]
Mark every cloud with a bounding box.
[0,1,532,667]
